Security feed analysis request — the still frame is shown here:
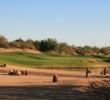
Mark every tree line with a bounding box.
[0,35,110,55]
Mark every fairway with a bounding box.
[0,52,109,68]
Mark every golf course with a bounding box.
[0,51,110,68]
[0,51,110,100]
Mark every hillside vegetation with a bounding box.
[0,52,109,68]
[1,34,110,55]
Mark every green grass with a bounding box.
[0,52,109,68]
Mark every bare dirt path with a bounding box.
[0,65,109,100]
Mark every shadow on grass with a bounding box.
[93,55,110,63]
[103,59,110,63]
[0,85,92,100]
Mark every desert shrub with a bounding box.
[87,80,110,100]
[0,35,9,48]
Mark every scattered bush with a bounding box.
[87,80,110,100]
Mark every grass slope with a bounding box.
[0,52,109,68]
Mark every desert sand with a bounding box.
[0,65,109,100]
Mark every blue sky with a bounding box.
[0,0,110,47]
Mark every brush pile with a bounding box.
[87,80,110,100]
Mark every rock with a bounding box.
[53,74,58,82]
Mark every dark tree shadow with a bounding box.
[0,85,92,100]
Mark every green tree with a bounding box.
[39,38,59,52]
[93,46,100,55]
[75,46,83,55]
[82,46,94,55]
[25,39,36,49]
[10,38,24,48]
[100,47,110,55]
[59,42,74,54]
[34,40,40,50]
